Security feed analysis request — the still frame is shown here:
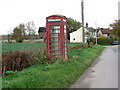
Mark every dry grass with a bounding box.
[2,47,48,76]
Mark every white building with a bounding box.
[97,28,111,37]
[70,27,89,43]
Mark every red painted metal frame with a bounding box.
[46,15,68,60]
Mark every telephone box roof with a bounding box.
[46,14,67,19]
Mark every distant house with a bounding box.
[70,27,89,43]
[97,28,111,37]
[38,27,46,40]
[70,26,96,43]
[86,27,96,38]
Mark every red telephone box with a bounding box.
[46,14,68,60]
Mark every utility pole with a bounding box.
[118,1,120,42]
[81,0,85,44]
[118,1,120,20]
[95,22,98,45]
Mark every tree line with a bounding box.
[7,18,120,43]
[67,17,81,40]
[109,19,120,41]
[11,21,36,43]
[11,18,82,42]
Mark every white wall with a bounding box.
[70,28,88,43]
[98,30,108,37]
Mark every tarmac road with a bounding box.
[70,45,118,88]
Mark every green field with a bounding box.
[2,43,46,53]
[2,45,104,88]
[2,42,80,53]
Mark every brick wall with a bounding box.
[38,32,46,39]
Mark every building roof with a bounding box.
[70,27,88,34]
[38,27,46,33]
[85,27,96,32]
[98,28,111,34]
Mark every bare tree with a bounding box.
[19,23,27,39]
[26,21,36,40]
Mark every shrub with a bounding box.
[91,37,114,45]
[83,43,89,49]
[68,43,90,50]
[91,38,96,44]
[55,57,65,64]
[97,37,113,45]
[87,37,94,47]
[2,50,31,75]
[99,35,106,39]
[16,39,23,43]
[2,47,49,76]
[68,43,83,51]
[5,71,17,75]
[89,42,93,48]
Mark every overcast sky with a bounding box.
[0,0,119,35]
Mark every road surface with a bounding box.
[70,45,118,88]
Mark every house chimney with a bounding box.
[86,22,88,27]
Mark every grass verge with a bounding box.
[2,45,104,88]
